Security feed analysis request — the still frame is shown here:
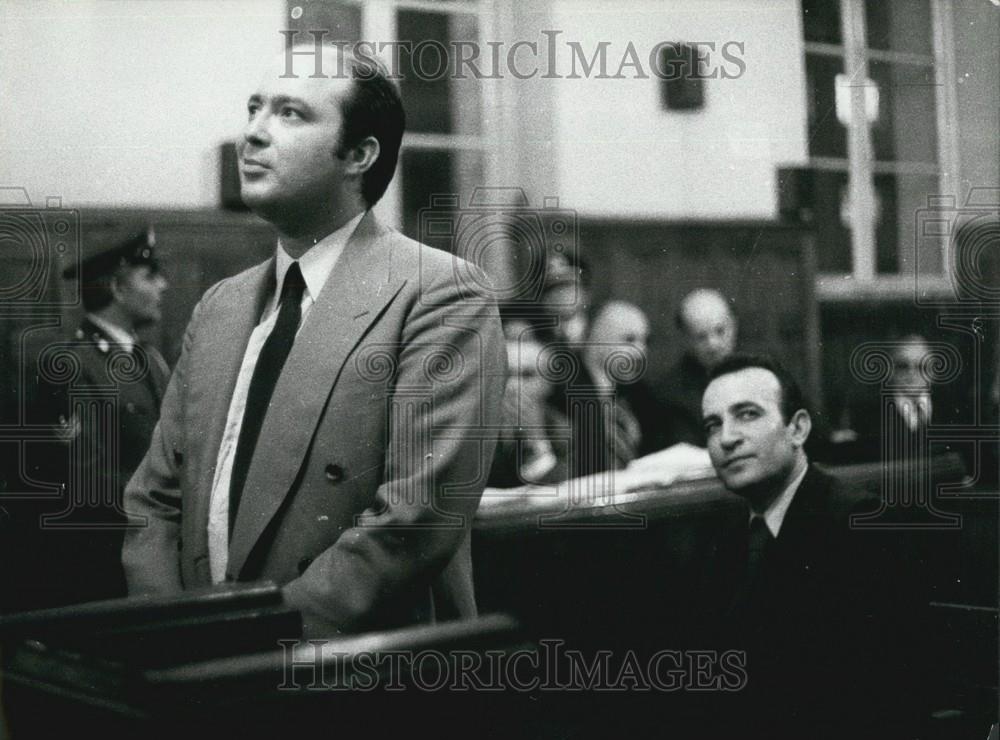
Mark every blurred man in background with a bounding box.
[489,327,566,487]
[662,288,737,447]
[584,300,670,461]
[841,334,961,463]
[532,253,617,478]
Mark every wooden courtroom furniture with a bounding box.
[0,455,990,738]
[472,454,992,730]
[473,453,973,637]
[0,590,527,739]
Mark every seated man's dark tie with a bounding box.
[729,515,774,616]
[228,262,306,534]
[745,516,772,582]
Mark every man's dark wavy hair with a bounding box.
[707,353,807,424]
[336,52,405,208]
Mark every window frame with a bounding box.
[805,0,960,302]
[356,0,499,235]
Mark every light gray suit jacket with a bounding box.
[122,212,506,635]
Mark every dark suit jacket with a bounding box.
[122,212,506,636]
[68,319,169,486]
[716,466,926,739]
[6,319,167,610]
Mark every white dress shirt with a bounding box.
[892,392,932,432]
[208,212,364,583]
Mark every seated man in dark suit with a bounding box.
[661,288,737,448]
[838,334,963,464]
[701,354,924,738]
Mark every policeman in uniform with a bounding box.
[13,227,169,609]
[61,225,170,481]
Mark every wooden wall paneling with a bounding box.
[145,217,274,364]
[578,220,820,412]
[74,210,275,366]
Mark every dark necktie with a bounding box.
[228,262,306,534]
[729,515,774,615]
[745,516,772,583]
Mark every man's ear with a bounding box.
[341,135,380,176]
[789,408,812,448]
[109,274,125,303]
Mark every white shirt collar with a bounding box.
[753,457,809,539]
[892,392,932,430]
[273,211,365,306]
[85,313,136,352]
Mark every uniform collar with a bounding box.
[83,313,136,353]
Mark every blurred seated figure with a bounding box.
[660,288,738,448]
[488,328,568,487]
[532,254,616,479]
[584,301,670,461]
[538,251,590,349]
[838,334,961,463]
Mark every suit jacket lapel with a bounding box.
[228,212,408,577]
[768,466,838,567]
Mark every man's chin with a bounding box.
[721,470,765,497]
[240,192,293,223]
[238,186,270,211]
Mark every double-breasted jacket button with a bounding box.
[126,402,136,414]
[324,463,344,483]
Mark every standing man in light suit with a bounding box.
[122,44,506,636]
